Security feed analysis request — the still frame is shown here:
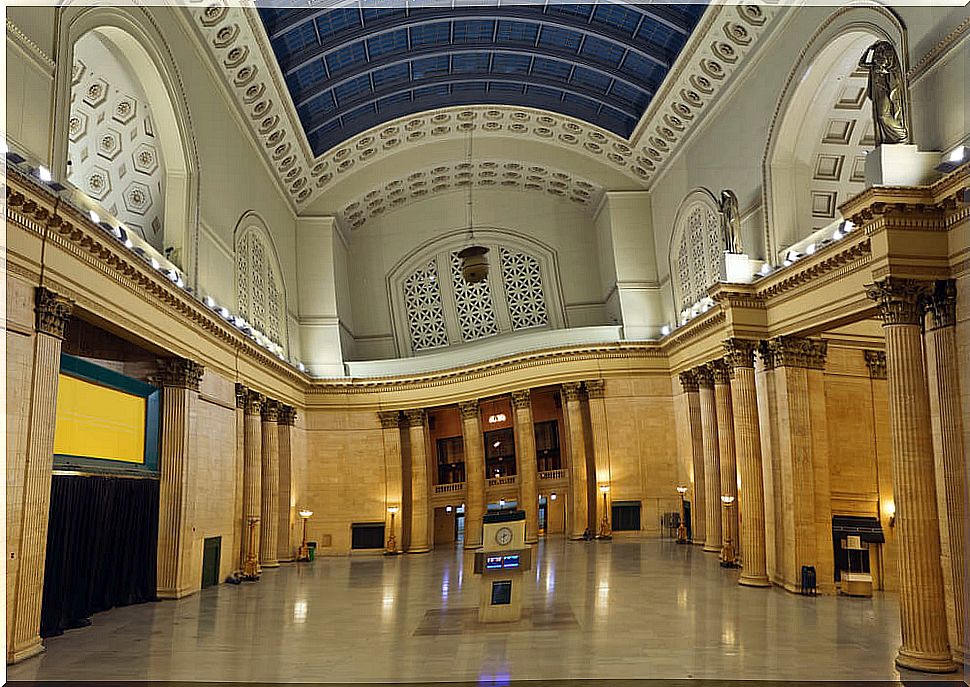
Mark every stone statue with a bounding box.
[858,41,909,145]
[719,190,744,255]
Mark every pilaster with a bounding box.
[459,400,486,548]
[405,409,432,553]
[711,359,738,559]
[241,391,263,572]
[696,365,722,552]
[562,381,589,539]
[276,405,297,562]
[232,384,246,573]
[678,371,706,544]
[378,411,404,549]
[585,380,611,537]
[259,399,281,567]
[511,390,539,544]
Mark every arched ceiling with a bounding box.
[258,1,707,157]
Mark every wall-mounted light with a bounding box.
[550,493,557,501]
[487,413,506,424]
[660,325,671,337]
[885,501,896,528]
[445,505,453,513]
[38,165,52,182]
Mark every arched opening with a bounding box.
[667,189,722,325]
[234,214,290,356]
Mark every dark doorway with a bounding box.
[611,501,641,532]
[351,522,386,549]
[202,537,221,589]
[484,427,516,477]
[538,499,547,534]
[683,501,693,541]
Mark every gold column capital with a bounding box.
[561,381,582,402]
[278,404,297,426]
[765,336,828,370]
[678,370,699,393]
[723,338,758,370]
[235,383,248,409]
[34,287,74,339]
[585,379,605,399]
[261,399,280,423]
[155,357,204,391]
[511,390,532,409]
[244,391,263,416]
[695,364,714,388]
[757,340,776,370]
[404,408,426,427]
[458,400,480,419]
[924,279,956,330]
[378,410,402,429]
[709,359,732,385]
[864,350,887,379]
[866,276,931,326]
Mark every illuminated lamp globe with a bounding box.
[457,245,489,283]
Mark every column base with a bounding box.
[260,560,280,568]
[7,638,44,665]
[525,537,538,545]
[895,648,959,673]
[156,586,197,600]
[739,575,772,588]
[407,547,432,554]
[703,544,720,553]
[463,540,482,550]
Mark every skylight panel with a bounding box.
[362,5,406,25]
[620,51,664,82]
[452,53,490,74]
[537,26,583,53]
[325,42,367,76]
[580,35,625,69]
[414,84,451,100]
[297,90,337,120]
[412,55,450,79]
[333,75,373,105]
[274,23,318,56]
[609,81,648,109]
[491,54,531,75]
[562,92,601,115]
[495,21,538,45]
[287,60,328,94]
[367,29,409,58]
[452,81,488,94]
[570,67,611,93]
[344,102,377,123]
[531,56,572,80]
[377,92,413,109]
[315,9,362,42]
[546,3,593,21]
[452,20,496,43]
[372,63,410,88]
[591,4,642,36]
[489,82,526,94]
[409,22,451,47]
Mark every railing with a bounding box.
[434,482,465,494]
[539,469,567,481]
[487,475,518,488]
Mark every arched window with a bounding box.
[235,221,288,352]
[671,192,723,315]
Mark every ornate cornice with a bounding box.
[35,287,74,339]
[711,288,766,310]
[907,15,970,83]
[155,357,204,391]
[261,398,280,423]
[695,364,714,388]
[755,238,872,301]
[723,338,757,370]
[924,279,957,330]
[510,390,532,410]
[709,359,732,385]
[404,408,426,427]
[235,382,248,409]
[458,400,480,420]
[765,336,828,370]
[7,17,55,74]
[561,381,583,402]
[866,277,931,327]
[585,379,605,399]
[678,370,699,394]
[863,350,887,380]
[839,165,970,231]
[378,410,402,429]
[278,404,297,426]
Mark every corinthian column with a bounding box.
[696,365,722,552]
[924,280,966,666]
[277,405,296,562]
[585,380,612,535]
[459,400,486,548]
[259,400,281,567]
[405,409,432,553]
[724,339,770,587]
[711,360,738,559]
[378,411,404,550]
[232,384,246,573]
[7,287,73,663]
[867,277,956,673]
[679,371,706,545]
[156,357,204,599]
[241,391,263,572]
[512,390,539,543]
[562,382,589,539]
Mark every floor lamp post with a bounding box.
[676,485,689,544]
[385,505,401,555]
[243,516,260,580]
[297,509,312,561]
[720,496,738,567]
[597,484,612,539]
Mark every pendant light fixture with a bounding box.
[457,127,489,284]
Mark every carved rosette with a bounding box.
[511,390,532,410]
[261,399,280,423]
[757,340,776,370]
[864,350,887,379]
[34,287,74,339]
[765,336,828,370]
[678,370,699,393]
[694,364,714,388]
[404,408,426,427]
[244,391,263,416]
[155,357,204,391]
[378,410,401,429]
[561,381,583,402]
[924,279,957,330]
[585,379,605,399]
[709,359,732,385]
[458,400,480,420]
[235,383,248,409]
[278,405,297,426]
[866,277,931,327]
[724,338,757,370]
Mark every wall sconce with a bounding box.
[885,502,896,528]
[386,505,401,555]
[297,509,313,562]
[598,485,612,539]
[550,492,557,501]
[676,486,688,544]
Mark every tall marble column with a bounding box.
[711,360,738,558]
[378,411,404,549]
[562,381,589,539]
[232,384,246,573]
[259,399,281,567]
[458,401,486,548]
[511,390,540,543]
[7,287,73,663]
[696,365,722,552]
[241,391,263,571]
[924,281,966,664]
[867,277,956,673]
[724,339,770,587]
[679,371,706,545]
[156,357,204,599]
[405,409,432,553]
[276,405,296,562]
[585,380,612,534]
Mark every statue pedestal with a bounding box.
[864,145,939,187]
[724,253,755,284]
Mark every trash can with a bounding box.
[308,541,316,561]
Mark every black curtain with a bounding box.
[40,474,159,637]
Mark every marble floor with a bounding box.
[7,537,966,684]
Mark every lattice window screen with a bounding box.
[500,248,548,330]
[677,205,723,311]
[451,251,499,342]
[403,258,449,351]
[236,231,285,348]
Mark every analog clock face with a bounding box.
[496,526,513,546]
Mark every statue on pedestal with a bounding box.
[858,41,909,145]
[719,190,744,255]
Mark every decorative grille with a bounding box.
[451,251,499,342]
[403,258,449,351]
[500,248,548,330]
[236,230,285,348]
[677,204,723,311]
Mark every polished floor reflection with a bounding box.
[7,537,960,683]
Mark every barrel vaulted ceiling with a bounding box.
[188,2,776,212]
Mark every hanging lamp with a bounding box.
[457,127,489,284]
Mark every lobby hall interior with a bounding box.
[4,0,970,683]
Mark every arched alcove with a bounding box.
[763,6,907,260]
[233,213,290,355]
[667,188,722,322]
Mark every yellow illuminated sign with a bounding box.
[53,374,146,464]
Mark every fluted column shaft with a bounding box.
[232,385,246,572]
[406,409,432,553]
[259,400,281,567]
[156,357,204,599]
[241,393,263,570]
[712,361,738,557]
[276,406,296,562]
[512,391,539,543]
[378,412,404,549]
[697,367,722,552]
[7,288,73,663]
[679,372,706,544]
[585,380,612,534]
[459,401,486,548]
[725,340,770,587]
[868,277,956,673]
[562,382,589,539]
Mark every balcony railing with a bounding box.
[487,475,518,488]
[434,482,465,494]
[538,469,567,481]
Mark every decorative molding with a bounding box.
[863,350,887,380]
[678,370,699,393]
[907,16,970,83]
[866,277,931,327]
[278,404,297,426]
[765,336,828,370]
[561,381,582,402]
[261,398,279,423]
[404,408,426,427]
[155,356,204,391]
[713,289,767,310]
[458,400,480,420]
[378,410,401,429]
[709,359,732,385]
[755,238,872,301]
[757,339,775,370]
[510,390,532,410]
[34,287,74,339]
[695,364,714,387]
[585,379,605,399]
[723,338,757,370]
[924,279,957,330]
[6,18,55,73]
